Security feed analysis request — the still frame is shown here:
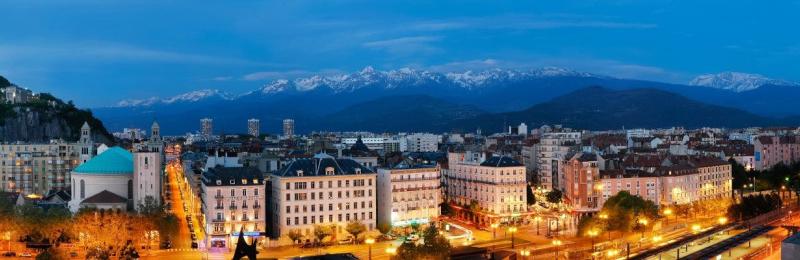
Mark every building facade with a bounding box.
[536,131,581,191]
[201,118,213,138]
[269,154,377,245]
[248,119,260,137]
[445,152,527,227]
[376,160,441,229]
[201,167,266,249]
[283,119,295,138]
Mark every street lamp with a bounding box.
[638,218,649,239]
[552,239,562,259]
[365,238,375,260]
[718,217,728,226]
[587,229,599,255]
[491,223,499,239]
[534,216,542,235]
[691,224,701,233]
[508,226,518,248]
[663,208,673,224]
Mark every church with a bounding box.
[68,122,164,213]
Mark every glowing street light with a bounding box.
[508,226,518,248]
[365,238,375,260]
[533,216,542,235]
[587,229,599,253]
[718,217,728,225]
[552,239,563,259]
[652,235,663,243]
[490,223,499,239]
[691,224,702,233]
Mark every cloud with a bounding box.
[212,76,233,81]
[401,15,656,32]
[242,69,345,81]
[362,36,443,55]
[0,42,267,66]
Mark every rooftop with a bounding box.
[73,147,133,175]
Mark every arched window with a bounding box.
[80,179,85,199]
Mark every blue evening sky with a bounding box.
[1,0,798,107]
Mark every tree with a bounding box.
[287,229,303,244]
[155,213,179,243]
[440,201,454,217]
[599,191,659,233]
[137,196,163,216]
[546,189,563,204]
[313,225,332,245]
[418,223,451,258]
[729,158,749,193]
[345,221,367,243]
[526,184,536,205]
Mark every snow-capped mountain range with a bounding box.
[116,66,598,107]
[689,72,799,92]
[117,89,234,107]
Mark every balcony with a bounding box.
[253,204,261,209]
[393,176,441,182]
[211,218,225,223]
[215,206,224,210]
[214,194,224,199]
[241,205,249,209]
[229,205,237,210]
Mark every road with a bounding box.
[165,160,205,250]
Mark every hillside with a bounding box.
[92,67,800,134]
[0,81,113,143]
[315,95,484,132]
[449,86,778,132]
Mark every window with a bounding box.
[243,189,247,196]
[230,189,235,196]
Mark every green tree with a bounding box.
[345,221,367,243]
[313,225,333,245]
[137,196,163,216]
[546,189,563,204]
[418,223,451,258]
[287,229,303,244]
[599,191,658,233]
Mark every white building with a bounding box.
[269,154,377,245]
[132,151,162,207]
[202,167,266,249]
[201,118,213,138]
[445,152,527,227]
[283,119,295,138]
[248,119,260,137]
[377,160,441,228]
[536,131,581,191]
[402,133,441,152]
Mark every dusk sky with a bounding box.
[1,0,798,107]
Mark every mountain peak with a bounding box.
[689,72,798,92]
[115,89,232,107]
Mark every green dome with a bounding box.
[73,147,134,174]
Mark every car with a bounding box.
[69,252,78,257]
[407,234,420,241]
[160,241,173,249]
[2,252,16,257]
[191,234,197,240]
[19,252,32,257]
[337,237,354,245]
[190,242,198,249]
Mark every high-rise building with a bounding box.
[201,118,213,138]
[283,119,294,138]
[248,119,260,137]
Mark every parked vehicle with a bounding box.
[2,252,16,257]
[337,237,354,245]
[190,242,198,249]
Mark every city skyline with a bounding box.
[1,1,798,107]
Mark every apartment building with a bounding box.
[269,154,377,245]
[202,167,267,249]
[0,141,81,195]
[563,153,602,214]
[376,159,441,229]
[536,131,581,191]
[445,152,527,227]
[754,135,800,170]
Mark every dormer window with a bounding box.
[253,179,259,184]
[229,179,235,185]
[354,168,362,174]
[242,179,248,185]
[325,167,334,176]
[216,180,222,185]
[297,170,304,177]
